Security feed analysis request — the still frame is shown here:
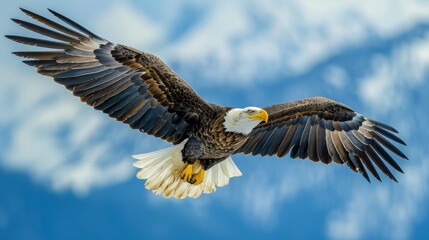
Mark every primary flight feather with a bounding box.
[7,8,408,199]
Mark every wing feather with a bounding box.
[277,124,298,157]
[358,152,381,182]
[9,8,216,144]
[298,116,312,159]
[266,126,287,156]
[316,124,330,164]
[259,127,282,156]
[289,116,308,158]
[236,97,407,182]
[307,124,318,162]
[374,126,406,145]
[326,130,343,164]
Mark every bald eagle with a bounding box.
[7,8,407,199]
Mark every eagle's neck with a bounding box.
[223,108,260,135]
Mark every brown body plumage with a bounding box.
[7,8,408,198]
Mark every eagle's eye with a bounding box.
[247,109,255,115]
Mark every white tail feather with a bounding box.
[132,139,242,199]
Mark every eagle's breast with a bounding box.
[195,113,247,159]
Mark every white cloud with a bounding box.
[0,64,135,196]
[327,151,429,240]
[175,2,429,234]
[358,34,429,112]
[1,2,166,196]
[326,30,429,240]
[324,65,349,89]
[93,2,165,49]
[228,160,333,226]
[164,0,429,84]
[51,146,133,196]
[2,4,429,239]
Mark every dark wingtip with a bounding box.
[393,137,407,146]
[374,173,382,182]
[22,60,36,66]
[363,176,371,183]
[390,127,399,134]
[47,8,59,17]
[362,170,371,183]
[10,18,24,26]
[370,118,399,133]
[20,7,34,16]
[11,51,21,57]
[46,8,105,41]
[374,125,406,146]
[5,35,15,40]
[47,8,64,21]
[388,173,398,183]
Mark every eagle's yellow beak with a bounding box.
[249,109,269,123]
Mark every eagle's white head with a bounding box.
[223,107,269,135]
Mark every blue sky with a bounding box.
[1,0,429,239]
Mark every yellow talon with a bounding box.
[180,164,193,182]
[190,169,205,185]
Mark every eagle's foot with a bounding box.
[180,164,193,183]
[190,169,205,185]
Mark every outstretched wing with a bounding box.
[7,8,214,144]
[236,97,408,182]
